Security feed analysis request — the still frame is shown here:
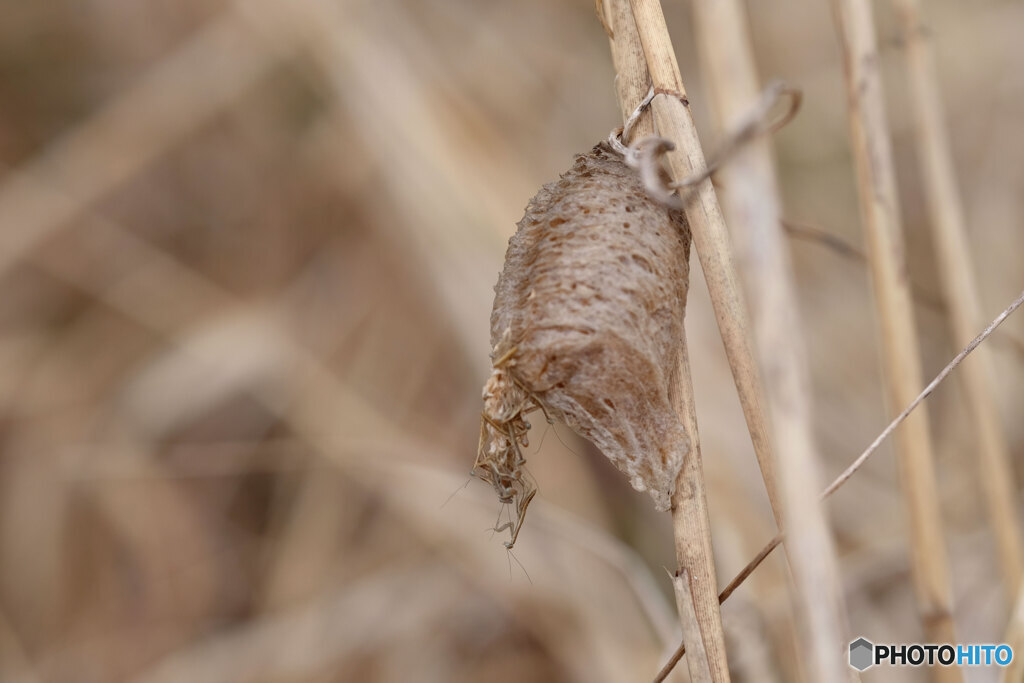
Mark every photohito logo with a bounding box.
[849,637,1013,671]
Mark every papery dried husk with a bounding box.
[479,142,692,531]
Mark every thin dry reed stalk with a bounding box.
[604,2,729,680]
[661,284,1024,681]
[890,0,1024,595]
[672,570,713,683]
[831,0,961,670]
[688,0,852,680]
[752,289,1024,669]
[625,0,782,538]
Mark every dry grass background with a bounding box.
[0,0,1022,681]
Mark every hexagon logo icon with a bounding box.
[849,637,874,671]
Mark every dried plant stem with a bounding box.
[672,570,712,683]
[626,0,781,533]
[823,287,1024,499]
[607,0,655,141]
[660,286,1024,681]
[891,0,1023,595]
[831,0,960,664]
[668,339,728,682]
[689,0,851,681]
[783,218,1024,357]
[605,2,729,681]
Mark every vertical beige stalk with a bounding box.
[831,0,960,670]
[669,337,729,683]
[614,14,778,676]
[688,0,852,681]
[623,0,781,536]
[672,569,713,683]
[891,0,1023,595]
[605,2,729,680]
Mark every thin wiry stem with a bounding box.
[823,287,1024,499]
[658,286,1024,682]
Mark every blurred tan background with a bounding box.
[0,0,1022,681]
